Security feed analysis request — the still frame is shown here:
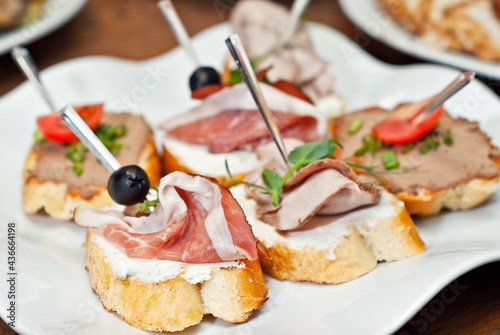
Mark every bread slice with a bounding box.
[232,185,425,284]
[86,229,268,332]
[332,107,500,216]
[162,143,251,185]
[23,113,161,220]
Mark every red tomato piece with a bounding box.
[271,80,313,104]
[371,98,444,144]
[191,84,226,100]
[37,104,104,143]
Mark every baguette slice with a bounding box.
[23,112,161,220]
[86,229,268,332]
[332,108,500,216]
[232,185,425,284]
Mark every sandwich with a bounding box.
[230,139,425,284]
[160,82,329,183]
[23,104,161,220]
[74,171,268,332]
[332,99,500,216]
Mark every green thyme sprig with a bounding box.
[226,139,342,206]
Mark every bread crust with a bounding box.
[86,230,268,332]
[235,186,425,284]
[395,176,500,216]
[23,133,161,220]
[162,146,247,186]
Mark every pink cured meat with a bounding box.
[168,109,320,153]
[103,177,259,263]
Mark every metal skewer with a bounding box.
[11,46,121,173]
[158,0,200,66]
[277,0,311,48]
[414,71,475,123]
[226,34,290,167]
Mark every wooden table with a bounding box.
[1,0,499,334]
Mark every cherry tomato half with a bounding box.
[371,98,444,144]
[191,84,226,100]
[37,104,104,143]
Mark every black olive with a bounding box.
[107,165,150,205]
[189,66,221,92]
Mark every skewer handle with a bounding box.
[11,47,58,110]
[59,105,121,172]
[158,0,200,66]
[278,0,311,48]
[226,34,290,166]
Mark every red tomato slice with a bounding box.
[37,104,104,143]
[191,84,226,100]
[371,98,444,144]
[271,80,313,104]
[496,0,500,17]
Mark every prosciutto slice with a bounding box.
[161,83,328,153]
[246,141,380,231]
[74,172,259,263]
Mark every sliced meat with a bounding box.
[245,141,380,231]
[161,83,328,153]
[229,0,334,100]
[168,109,320,153]
[75,172,259,263]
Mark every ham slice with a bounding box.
[229,0,335,102]
[245,141,380,231]
[161,83,328,153]
[168,109,320,153]
[75,172,259,263]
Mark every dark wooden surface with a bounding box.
[1,0,499,334]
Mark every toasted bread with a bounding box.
[86,229,268,332]
[23,113,161,220]
[232,185,425,284]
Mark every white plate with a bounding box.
[338,0,500,80]
[1,22,500,335]
[0,0,87,55]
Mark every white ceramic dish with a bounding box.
[1,22,500,335]
[338,0,500,80]
[0,0,87,55]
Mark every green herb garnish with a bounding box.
[443,130,453,145]
[425,137,438,150]
[226,139,341,206]
[96,124,127,154]
[402,142,415,154]
[34,129,45,142]
[138,187,159,213]
[381,150,399,170]
[348,118,363,134]
[362,134,380,153]
[65,123,127,175]
[355,145,369,156]
[419,145,430,154]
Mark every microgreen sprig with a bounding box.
[138,187,159,213]
[226,139,342,206]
